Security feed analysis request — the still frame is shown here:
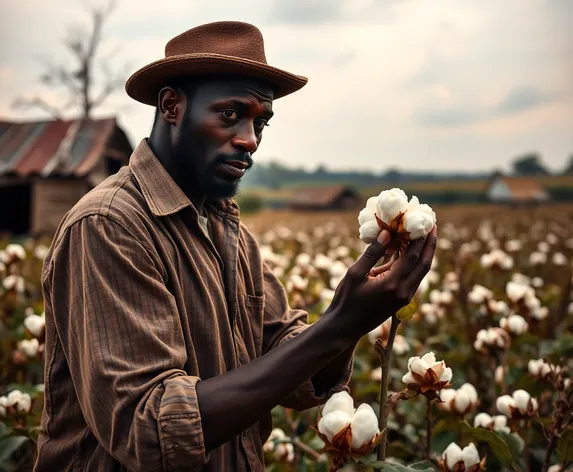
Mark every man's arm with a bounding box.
[311,346,355,396]
[196,308,353,451]
[197,227,437,452]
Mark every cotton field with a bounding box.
[1,204,572,471]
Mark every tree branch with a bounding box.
[11,96,63,120]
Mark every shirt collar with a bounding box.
[129,139,240,219]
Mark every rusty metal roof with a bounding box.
[0,117,129,178]
[288,184,360,207]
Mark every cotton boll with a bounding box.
[321,391,355,418]
[474,412,493,428]
[492,415,510,434]
[552,252,567,265]
[440,389,456,410]
[461,443,480,468]
[403,205,436,240]
[263,428,286,452]
[443,442,463,470]
[24,314,45,337]
[350,404,380,449]
[5,244,26,261]
[500,314,529,335]
[440,367,453,383]
[318,411,352,442]
[410,358,430,376]
[496,395,514,416]
[459,384,478,405]
[512,390,531,410]
[359,219,380,244]
[358,197,378,226]
[376,188,409,224]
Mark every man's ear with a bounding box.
[157,86,186,125]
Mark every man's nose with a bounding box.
[231,123,258,154]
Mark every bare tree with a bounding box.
[12,0,130,119]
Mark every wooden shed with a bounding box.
[286,185,362,211]
[485,174,551,204]
[0,116,132,236]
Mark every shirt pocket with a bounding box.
[236,293,265,359]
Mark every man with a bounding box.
[35,21,437,471]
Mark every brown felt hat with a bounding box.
[125,21,308,106]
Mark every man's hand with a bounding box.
[196,226,437,452]
[326,226,438,341]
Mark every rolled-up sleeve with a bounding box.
[261,262,353,411]
[43,215,208,471]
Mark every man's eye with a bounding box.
[221,110,238,120]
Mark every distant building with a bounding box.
[0,116,132,235]
[485,174,551,204]
[286,185,362,211]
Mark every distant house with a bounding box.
[0,116,132,236]
[286,185,362,211]
[485,174,551,204]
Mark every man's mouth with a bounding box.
[215,160,248,179]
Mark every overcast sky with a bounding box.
[1,0,571,173]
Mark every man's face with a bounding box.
[172,76,274,200]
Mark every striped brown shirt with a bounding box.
[35,139,352,472]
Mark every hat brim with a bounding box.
[125,53,308,106]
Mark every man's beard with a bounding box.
[173,137,253,201]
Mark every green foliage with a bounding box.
[557,428,573,464]
[460,421,513,465]
[367,460,436,471]
[511,153,550,176]
[237,193,264,214]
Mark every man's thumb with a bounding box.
[353,230,391,276]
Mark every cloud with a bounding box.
[267,0,346,24]
[1,0,571,173]
[415,86,560,128]
[416,107,484,127]
[496,87,559,115]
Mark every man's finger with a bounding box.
[351,230,391,277]
[406,225,438,286]
[390,232,428,277]
[369,255,396,277]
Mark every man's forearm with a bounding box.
[196,311,354,451]
[311,345,354,396]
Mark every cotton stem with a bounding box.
[292,438,322,461]
[523,420,531,472]
[426,397,433,460]
[375,314,401,461]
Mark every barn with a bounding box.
[286,185,362,211]
[0,116,132,236]
[485,174,551,204]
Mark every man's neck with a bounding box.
[147,134,207,214]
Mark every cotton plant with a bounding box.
[354,188,436,463]
[528,358,562,382]
[438,383,479,416]
[315,391,383,468]
[473,413,511,434]
[499,314,529,336]
[357,188,436,257]
[263,428,295,464]
[496,390,539,420]
[473,327,511,354]
[438,442,485,471]
[0,390,33,417]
